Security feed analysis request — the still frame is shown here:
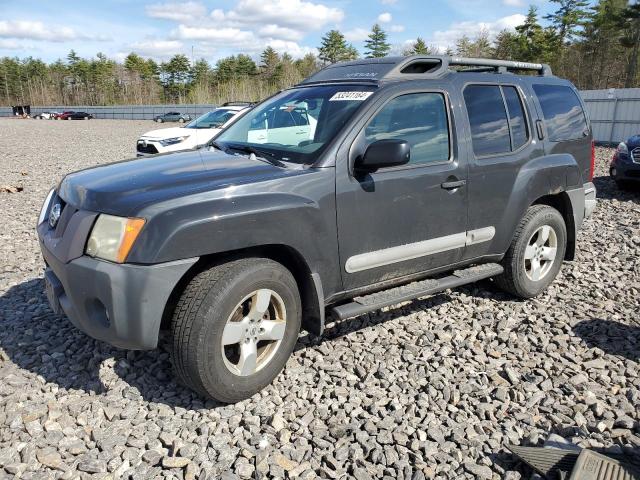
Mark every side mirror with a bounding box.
[356,139,411,172]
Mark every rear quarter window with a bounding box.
[532,84,588,142]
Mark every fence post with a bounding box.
[609,96,619,144]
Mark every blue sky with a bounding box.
[0,0,563,64]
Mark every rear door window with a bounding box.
[464,84,530,157]
[464,85,511,156]
[503,86,528,150]
[532,84,587,141]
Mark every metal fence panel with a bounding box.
[581,88,640,144]
[0,104,219,120]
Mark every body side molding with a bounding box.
[345,227,495,274]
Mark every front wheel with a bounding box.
[170,258,301,403]
[178,118,185,123]
[494,205,566,299]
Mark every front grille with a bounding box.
[631,147,640,164]
[137,142,159,154]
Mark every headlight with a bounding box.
[160,136,188,147]
[85,214,145,263]
[38,188,55,226]
[617,142,628,155]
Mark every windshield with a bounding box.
[186,109,237,129]
[214,85,376,164]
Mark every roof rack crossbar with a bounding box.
[449,57,552,76]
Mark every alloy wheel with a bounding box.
[523,225,558,282]
[221,289,287,377]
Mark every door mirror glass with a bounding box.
[356,139,410,171]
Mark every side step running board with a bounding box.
[331,263,503,320]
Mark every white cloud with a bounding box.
[430,14,525,51]
[220,0,344,31]
[389,24,405,33]
[257,24,303,41]
[172,25,255,45]
[128,39,184,58]
[344,28,370,42]
[0,38,24,49]
[145,1,208,24]
[503,0,525,6]
[0,20,108,42]
[262,39,318,57]
[378,12,392,23]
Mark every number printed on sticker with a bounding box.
[329,91,374,102]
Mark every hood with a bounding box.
[140,126,190,140]
[58,149,290,216]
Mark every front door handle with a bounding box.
[441,179,466,190]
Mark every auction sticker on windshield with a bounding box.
[329,91,374,101]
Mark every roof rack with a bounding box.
[300,55,552,85]
[448,57,552,76]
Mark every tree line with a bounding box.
[1,0,639,107]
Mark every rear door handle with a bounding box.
[536,120,545,140]
[441,179,466,190]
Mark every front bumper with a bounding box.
[37,219,197,350]
[611,154,640,181]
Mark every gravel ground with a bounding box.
[0,118,639,480]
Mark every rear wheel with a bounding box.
[178,118,185,123]
[84,116,89,120]
[495,205,566,298]
[156,118,163,123]
[170,258,301,403]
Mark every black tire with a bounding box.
[170,258,301,403]
[157,118,163,123]
[494,205,567,299]
[178,118,185,123]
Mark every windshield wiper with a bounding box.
[226,145,286,167]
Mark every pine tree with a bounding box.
[493,30,519,60]
[191,59,211,84]
[618,2,640,87]
[260,47,281,81]
[455,35,472,56]
[318,30,355,64]
[364,24,391,58]
[404,37,431,56]
[294,53,320,78]
[544,0,590,44]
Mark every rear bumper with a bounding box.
[38,222,197,350]
[584,182,596,219]
[566,181,596,234]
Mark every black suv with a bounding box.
[38,56,596,402]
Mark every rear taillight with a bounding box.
[589,140,595,182]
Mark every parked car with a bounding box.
[153,111,192,123]
[53,111,74,120]
[610,136,640,187]
[59,111,93,120]
[37,55,596,402]
[33,112,55,120]
[137,104,250,156]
